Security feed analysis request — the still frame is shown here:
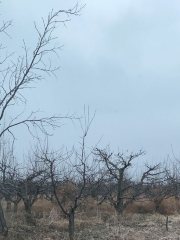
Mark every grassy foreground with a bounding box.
[1,197,180,240]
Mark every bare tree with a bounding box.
[0,3,83,140]
[145,161,175,213]
[0,142,21,214]
[0,142,50,222]
[14,153,49,224]
[0,137,17,236]
[94,148,160,217]
[166,153,180,200]
[147,181,171,213]
[0,2,84,236]
[39,111,102,240]
[0,137,14,210]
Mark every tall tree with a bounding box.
[0,3,83,140]
[0,2,83,236]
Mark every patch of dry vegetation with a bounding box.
[1,196,180,239]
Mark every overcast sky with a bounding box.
[1,0,180,164]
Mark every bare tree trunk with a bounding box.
[166,215,168,231]
[116,200,124,214]
[154,199,163,213]
[115,204,124,221]
[13,203,18,214]
[0,201,8,236]
[116,169,124,219]
[69,210,75,240]
[24,201,34,224]
[25,204,31,215]
[6,201,11,212]
[155,204,160,212]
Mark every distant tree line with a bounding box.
[0,128,179,240]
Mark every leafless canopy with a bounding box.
[94,148,161,215]
[0,3,84,140]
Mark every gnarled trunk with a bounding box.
[14,202,18,214]
[115,169,125,219]
[6,201,11,212]
[0,201,8,236]
[24,200,34,225]
[69,210,75,240]
[154,198,163,213]
[25,202,31,215]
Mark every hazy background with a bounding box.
[1,0,180,164]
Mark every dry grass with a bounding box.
[124,200,155,214]
[6,211,180,240]
[2,196,180,239]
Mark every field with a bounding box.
[1,197,180,240]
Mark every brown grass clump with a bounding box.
[125,200,155,214]
[158,197,180,215]
[123,197,180,215]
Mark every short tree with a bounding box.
[94,148,160,217]
[16,153,49,224]
[40,113,102,240]
[146,162,174,213]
